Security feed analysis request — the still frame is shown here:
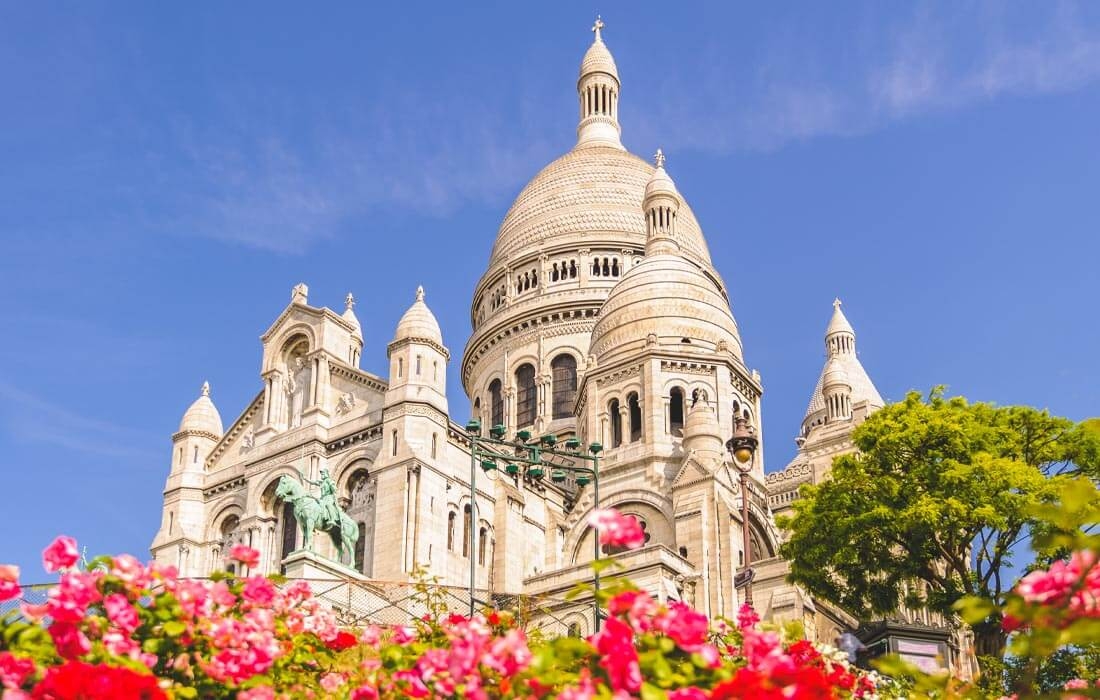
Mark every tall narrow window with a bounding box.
[551,354,578,419]
[447,511,456,551]
[415,355,421,376]
[515,364,537,428]
[177,447,182,465]
[478,528,488,565]
[280,502,297,567]
[398,357,403,378]
[473,397,482,422]
[462,504,472,557]
[431,433,438,459]
[628,392,642,442]
[193,445,198,463]
[489,380,503,428]
[391,430,398,457]
[609,399,622,448]
[354,522,367,571]
[670,387,685,436]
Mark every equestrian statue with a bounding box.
[274,470,360,565]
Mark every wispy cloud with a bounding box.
[0,382,159,462]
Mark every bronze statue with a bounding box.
[274,473,359,564]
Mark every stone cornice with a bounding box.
[387,336,451,361]
[260,302,357,343]
[325,424,384,453]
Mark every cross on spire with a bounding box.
[592,15,604,41]
[833,297,843,310]
[654,148,665,169]
[415,285,425,302]
[345,292,355,310]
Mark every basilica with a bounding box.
[150,21,962,670]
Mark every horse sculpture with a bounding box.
[274,475,360,565]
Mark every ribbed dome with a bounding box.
[590,253,742,365]
[179,382,223,436]
[393,286,443,345]
[580,37,618,81]
[487,146,712,270]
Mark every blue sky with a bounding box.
[1,2,1098,578]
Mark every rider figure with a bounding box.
[304,469,340,530]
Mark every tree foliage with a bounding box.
[778,388,1100,662]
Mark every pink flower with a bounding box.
[589,617,642,693]
[241,577,277,607]
[103,593,140,634]
[587,509,646,550]
[42,536,79,573]
[229,544,261,569]
[46,571,101,623]
[0,565,19,603]
[669,689,708,700]
[736,603,760,631]
[659,601,709,652]
[238,687,275,700]
[320,672,346,692]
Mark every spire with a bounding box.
[345,292,355,311]
[343,292,363,340]
[416,285,425,303]
[576,16,623,149]
[825,297,856,356]
[643,149,681,255]
[200,380,210,397]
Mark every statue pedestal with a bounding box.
[281,549,368,582]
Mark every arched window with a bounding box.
[567,622,582,638]
[627,392,642,442]
[280,502,297,570]
[489,380,504,427]
[431,433,438,459]
[602,514,650,555]
[354,522,367,571]
[219,516,240,572]
[462,504,472,558]
[551,354,578,419]
[478,528,488,565]
[473,397,482,422]
[669,387,685,436]
[609,399,622,448]
[397,357,403,378]
[515,364,537,428]
[391,429,398,457]
[447,511,457,551]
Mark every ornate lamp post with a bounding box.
[464,419,603,630]
[725,416,759,608]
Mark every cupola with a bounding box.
[178,381,223,436]
[576,16,623,149]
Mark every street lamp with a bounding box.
[464,419,603,630]
[725,415,759,608]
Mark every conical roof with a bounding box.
[579,18,618,81]
[343,292,363,340]
[392,286,443,346]
[803,302,883,424]
[178,381,223,436]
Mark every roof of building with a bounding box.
[178,381,224,436]
[803,302,883,422]
[392,286,443,345]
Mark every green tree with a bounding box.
[778,388,1099,674]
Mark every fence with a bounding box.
[2,578,597,638]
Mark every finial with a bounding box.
[345,292,355,310]
[415,285,425,302]
[201,381,210,397]
[592,15,604,41]
[833,297,842,310]
[654,148,665,169]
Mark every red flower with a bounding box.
[42,537,79,574]
[47,622,90,660]
[326,630,358,651]
[228,544,261,569]
[0,651,36,690]
[0,565,19,603]
[589,617,642,693]
[31,660,165,699]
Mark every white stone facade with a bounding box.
[151,23,896,642]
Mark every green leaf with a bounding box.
[162,620,186,637]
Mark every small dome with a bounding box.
[590,252,742,365]
[393,286,443,345]
[826,298,855,338]
[643,150,678,202]
[822,357,851,390]
[343,292,363,341]
[178,381,223,436]
[579,18,618,82]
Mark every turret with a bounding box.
[576,16,623,149]
[386,286,449,410]
[343,292,364,367]
[643,149,681,255]
[821,357,852,422]
[172,381,223,474]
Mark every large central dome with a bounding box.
[487,145,713,270]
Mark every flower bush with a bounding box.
[1,498,1096,698]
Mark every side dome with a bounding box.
[179,381,223,436]
[487,146,713,271]
[590,252,742,365]
[393,286,443,346]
